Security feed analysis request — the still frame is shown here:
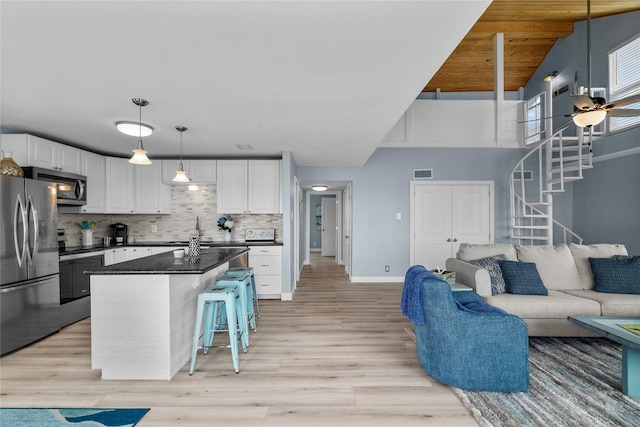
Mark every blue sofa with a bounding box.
[402,266,529,392]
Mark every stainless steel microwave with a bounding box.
[22,167,87,206]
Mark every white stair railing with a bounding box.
[510,121,594,245]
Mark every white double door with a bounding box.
[411,181,494,269]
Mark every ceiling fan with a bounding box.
[525,0,640,128]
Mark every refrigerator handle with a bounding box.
[13,194,27,268]
[27,195,39,266]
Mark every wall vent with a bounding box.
[413,169,433,180]
[514,170,533,181]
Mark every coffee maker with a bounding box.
[110,223,128,245]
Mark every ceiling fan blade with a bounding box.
[604,93,640,109]
[518,114,572,123]
[606,108,640,117]
[571,95,594,110]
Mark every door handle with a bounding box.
[453,238,458,242]
[446,238,451,242]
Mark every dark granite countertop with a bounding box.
[84,247,249,275]
[60,240,281,258]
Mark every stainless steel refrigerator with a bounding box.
[1,175,60,355]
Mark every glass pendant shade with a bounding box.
[173,166,189,182]
[573,110,606,127]
[129,140,152,165]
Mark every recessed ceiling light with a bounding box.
[312,185,328,191]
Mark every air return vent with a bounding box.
[413,169,433,180]
[514,170,533,181]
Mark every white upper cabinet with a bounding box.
[216,160,248,214]
[1,134,82,174]
[28,135,82,174]
[105,157,135,213]
[74,151,106,213]
[135,161,171,214]
[217,160,281,214]
[106,158,171,214]
[190,160,217,183]
[161,159,216,184]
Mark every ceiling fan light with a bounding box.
[573,110,606,127]
[173,168,190,183]
[312,185,328,191]
[116,121,153,137]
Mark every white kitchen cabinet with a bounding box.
[103,247,153,265]
[217,160,281,214]
[106,157,170,214]
[1,134,29,166]
[249,245,282,299]
[161,159,216,184]
[28,135,82,174]
[105,157,135,213]
[79,151,106,213]
[1,133,82,174]
[135,162,171,214]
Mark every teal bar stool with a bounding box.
[217,273,255,344]
[225,267,260,319]
[189,284,246,375]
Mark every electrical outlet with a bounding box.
[151,224,157,233]
[385,265,390,272]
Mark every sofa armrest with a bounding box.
[445,258,492,298]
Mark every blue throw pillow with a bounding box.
[468,254,507,295]
[498,260,548,295]
[589,256,640,294]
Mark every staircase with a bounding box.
[510,122,597,245]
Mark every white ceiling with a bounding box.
[1,1,490,167]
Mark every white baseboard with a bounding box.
[350,276,404,283]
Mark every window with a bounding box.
[524,93,545,144]
[608,33,640,132]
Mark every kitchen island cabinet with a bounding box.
[86,247,248,380]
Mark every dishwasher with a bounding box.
[59,252,104,327]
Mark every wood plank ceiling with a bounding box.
[423,0,640,92]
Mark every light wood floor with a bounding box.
[0,254,476,426]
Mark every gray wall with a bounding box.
[298,147,526,278]
[524,10,640,255]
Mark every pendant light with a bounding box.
[128,98,152,165]
[173,126,190,182]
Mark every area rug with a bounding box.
[0,408,149,427]
[453,337,640,427]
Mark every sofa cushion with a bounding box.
[516,244,582,291]
[486,290,601,319]
[563,290,640,317]
[457,243,518,262]
[569,243,628,289]
[468,255,507,295]
[499,260,548,295]
[589,256,640,294]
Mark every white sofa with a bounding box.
[446,243,640,336]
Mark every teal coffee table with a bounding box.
[569,315,640,397]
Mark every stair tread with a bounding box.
[510,235,550,241]
[513,225,549,229]
[551,155,592,162]
[514,214,549,218]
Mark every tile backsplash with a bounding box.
[58,184,283,246]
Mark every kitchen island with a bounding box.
[85,247,249,380]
